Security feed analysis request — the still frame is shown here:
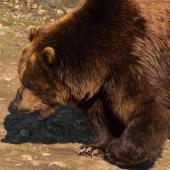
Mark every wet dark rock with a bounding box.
[19,129,30,138]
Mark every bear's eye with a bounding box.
[24,82,33,90]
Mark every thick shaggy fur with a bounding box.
[13,0,170,167]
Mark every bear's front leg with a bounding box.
[78,98,115,157]
[105,113,168,168]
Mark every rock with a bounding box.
[38,9,46,15]
[19,129,30,138]
[49,161,67,168]
[14,5,20,9]
[57,9,65,17]
[32,4,38,9]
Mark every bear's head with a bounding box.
[11,26,69,117]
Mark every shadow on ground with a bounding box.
[2,105,93,144]
[2,104,155,170]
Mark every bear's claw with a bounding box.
[77,145,104,157]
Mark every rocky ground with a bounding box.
[0,0,170,170]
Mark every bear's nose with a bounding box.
[9,87,23,112]
[9,100,19,112]
[9,101,31,113]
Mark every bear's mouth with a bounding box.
[9,101,41,115]
[39,107,56,118]
[18,109,41,114]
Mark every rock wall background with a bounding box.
[0,0,79,27]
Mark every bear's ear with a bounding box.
[27,26,40,42]
[42,47,56,65]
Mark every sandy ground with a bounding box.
[0,0,170,170]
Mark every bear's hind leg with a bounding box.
[105,112,168,167]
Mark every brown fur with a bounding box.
[12,0,170,167]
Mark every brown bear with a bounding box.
[11,0,170,168]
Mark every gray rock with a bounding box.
[19,129,30,138]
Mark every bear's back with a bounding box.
[136,0,170,46]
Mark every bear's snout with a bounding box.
[10,87,31,113]
[10,100,32,113]
[11,86,49,114]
